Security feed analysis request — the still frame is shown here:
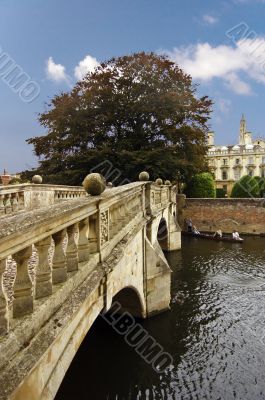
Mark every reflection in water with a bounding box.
[56,236,265,400]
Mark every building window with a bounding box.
[249,170,253,177]
[223,185,227,193]
[223,159,228,165]
[262,169,265,178]
[222,171,228,180]
[262,156,265,164]
[234,171,241,180]
[235,158,240,165]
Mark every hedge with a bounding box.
[185,172,216,198]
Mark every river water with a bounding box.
[56,236,265,400]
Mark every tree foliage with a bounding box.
[26,52,212,185]
[231,175,261,198]
[185,172,216,198]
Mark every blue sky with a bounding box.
[1,0,265,173]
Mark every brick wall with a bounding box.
[177,196,265,235]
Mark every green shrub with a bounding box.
[216,188,226,198]
[8,177,22,185]
[231,175,261,198]
[185,172,216,198]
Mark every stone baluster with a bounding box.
[89,215,99,253]
[66,224,79,272]
[5,194,12,214]
[0,259,9,335]
[13,246,33,318]
[0,195,5,216]
[11,193,19,212]
[52,229,67,284]
[18,192,24,210]
[78,218,90,262]
[35,236,52,299]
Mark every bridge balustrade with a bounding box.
[0,182,174,340]
[0,181,179,400]
[0,184,87,216]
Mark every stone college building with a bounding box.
[207,115,265,195]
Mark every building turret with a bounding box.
[207,131,214,146]
[239,114,252,145]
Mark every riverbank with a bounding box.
[177,196,265,235]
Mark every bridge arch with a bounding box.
[0,181,181,400]
[157,217,169,251]
[110,286,145,318]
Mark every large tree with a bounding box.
[26,52,212,185]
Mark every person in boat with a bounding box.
[192,225,200,235]
[232,230,242,241]
[213,229,222,238]
[187,218,193,232]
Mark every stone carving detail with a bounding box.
[100,210,109,245]
[0,259,8,335]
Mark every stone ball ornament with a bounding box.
[139,171,150,181]
[165,180,171,185]
[155,178,163,185]
[107,182,114,187]
[82,173,106,196]
[32,175,43,184]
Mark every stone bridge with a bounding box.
[0,181,181,399]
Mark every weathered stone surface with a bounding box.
[82,173,106,196]
[32,175,43,184]
[0,181,180,400]
[139,171,149,181]
[155,178,163,185]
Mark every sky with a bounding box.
[1,0,265,173]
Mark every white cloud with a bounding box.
[74,55,99,80]
[203,15,218,25]
[165,37,265,95]
[225,73,252,95]
[46,57,68,83]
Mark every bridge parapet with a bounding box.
[146,183,177,216]
[0,180,180,400]
[0,184,87,216]
[1,182,173,338]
